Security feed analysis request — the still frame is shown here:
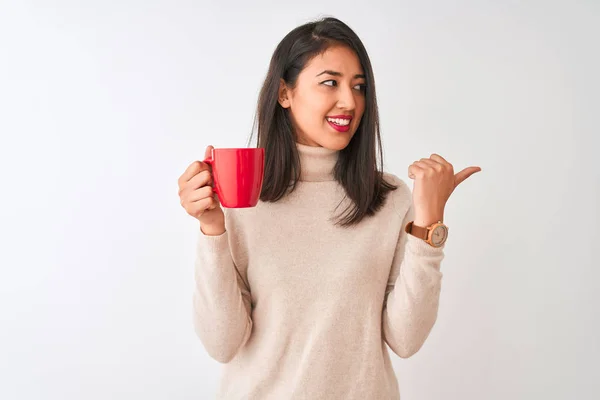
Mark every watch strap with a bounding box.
[405,221,429,240]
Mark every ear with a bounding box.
[278,78,291,108]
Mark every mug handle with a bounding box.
[202,153,219,196]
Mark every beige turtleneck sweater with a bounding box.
[193,143,445,399]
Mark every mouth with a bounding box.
[326,115,352,132]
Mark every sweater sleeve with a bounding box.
[382,191,445,359]
[192,229,253,363]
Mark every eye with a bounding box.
[354,84,367,92]
[321,79,337,87]
[320,80,366,92]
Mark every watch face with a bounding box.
[431,225,448,247]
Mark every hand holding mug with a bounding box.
[178,146,225,232]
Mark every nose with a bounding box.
[336,85,356,111]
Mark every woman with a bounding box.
[178,16,480,400]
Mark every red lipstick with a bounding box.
[326,115,352,133]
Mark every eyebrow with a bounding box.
[316,70,366,79]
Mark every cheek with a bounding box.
[353,98,366,127]
[291,94,329,131]
[356,96,366,117]
[304,95,332,123]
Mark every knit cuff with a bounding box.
[197,229,229,256]
[405,233,445,257]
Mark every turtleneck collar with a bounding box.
[296,142,339,182]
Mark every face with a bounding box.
[278,45,367,150]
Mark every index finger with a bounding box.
[178,161,209,186]
[430,153,452,168]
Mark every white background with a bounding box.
[1,0,598,399]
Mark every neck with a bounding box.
[296,142,339,182]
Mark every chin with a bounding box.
[324,140,350,151]
[299,127,356,150]
[321,132,355,150]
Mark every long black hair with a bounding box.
[248,17,397,227]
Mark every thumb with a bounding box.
[204,145,214,161]
[454,166,482,187]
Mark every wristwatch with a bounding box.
[405,220,449,248]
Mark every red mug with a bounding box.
[203,147,265,208]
